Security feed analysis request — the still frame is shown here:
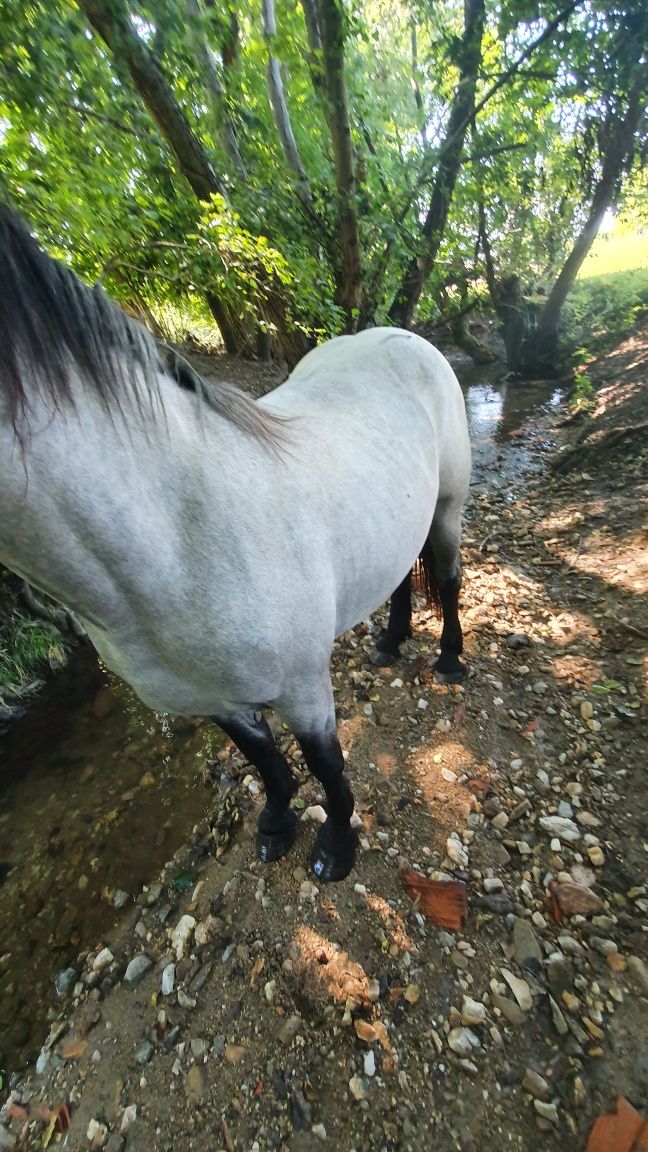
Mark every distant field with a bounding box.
[580,229,648,278]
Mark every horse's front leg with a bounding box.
[284,676,358,883]
[214,710,298,863]
[298,727,358,882]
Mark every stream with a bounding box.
[0,358,562,1073]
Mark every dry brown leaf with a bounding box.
[250,956,265,986]
[372,1019,390,1050]
[354,1019,377,1043]
[401,869,468,931]
[59,1037,87,1060]
[586,1096,648,1152]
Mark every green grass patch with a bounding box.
[0,613,65,694]
[563,265,648,359]
[580,229,648,278]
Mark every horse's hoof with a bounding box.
[256,809,298,863]
[311,824,358,883]
[434,658,467,685]
[370,649,397,667]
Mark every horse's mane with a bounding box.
[0,204,281,445]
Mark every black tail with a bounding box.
[412,538,442,616]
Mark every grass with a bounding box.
[563,227,648,360]
[0,605,65,695]
[579,228,648,278]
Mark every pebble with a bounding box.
[304,805,327,824]
[185,1065,206,1101]
[171,915,196,960]
[120,1105,137,1133]
[549,996,568,1036]
[539,816,581,842]
[87,1119,108,1147]
[553,882,604,915]
[587,845,605,867]
[279,1015,303,1045]
[523,1068,551,1101]
[533,1100,559,1124]
[512,918,543,975]
[349,1075,367,1101]
[134,1042,154,1065]
[448,1027,481,1056]
[492,993,526,1026]
[299,880,319,901]
[491,812,509,831]
[580,701,594,720]
[290,1091,312,1130]
[501,970,533,1012]
[124,954,153,988]
[93,948,113,972]
[364,1051,376,1077]
[461,996,487,1026]
[55,967,77,998]
[627,956,648,991]
[312,1123,327,1140]
[446,837,469,868]
[483,877,504,893]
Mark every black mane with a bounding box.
[0,204,279,443]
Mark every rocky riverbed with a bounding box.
[0,324,646,1152]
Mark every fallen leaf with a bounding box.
[401,870,467,931]
[7,1104,28,1123]
[586,1095,648,1152]
[521,716,541,737]
[354,1019,377,1043]
[59,1037,87,1060]
[250,956,265,986]
[372,1019,390,1050]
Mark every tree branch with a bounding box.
[185,0,247,180]
[262,0,313,202]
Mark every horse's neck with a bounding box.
[0,379,232,629]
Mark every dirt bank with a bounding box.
[1,325,646,1152]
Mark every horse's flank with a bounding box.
[0,204,280,446]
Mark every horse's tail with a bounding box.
[412,538,442,617]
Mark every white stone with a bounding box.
[171,914,196,960]
[92,948,113,972]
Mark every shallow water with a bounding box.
[451,355,562,485]
[0,648,220,1070]
[0,357,561,1072]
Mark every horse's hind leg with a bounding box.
[214,710,299,862]
[370,570,412,667]
[427,497,466,683]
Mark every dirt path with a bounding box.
[1,327,646,1152]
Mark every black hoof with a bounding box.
[434,656,467,685]
[256,808,297,863]
[311,823,358,883]
[370,648,398,667]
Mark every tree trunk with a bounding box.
[302,0,363,329]
[185,0,247,181]
[388,0,485,329]
[531,79,644,365]
[77,0,252,350]
[262,0,311,198]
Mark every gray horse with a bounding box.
[0,206,470,881]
